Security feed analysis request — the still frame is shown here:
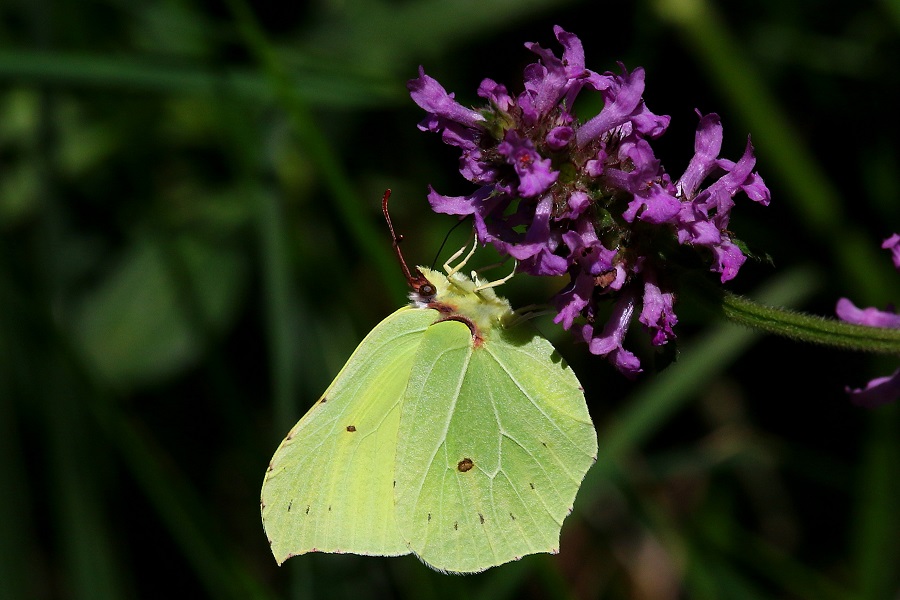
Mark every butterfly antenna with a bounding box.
[382,189,435,298]
[430,216,471,269]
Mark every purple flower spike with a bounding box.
[410,27,770,376]
[835,233,900,407]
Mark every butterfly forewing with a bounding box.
[261,307,438,563]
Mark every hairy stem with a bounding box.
[717,288,900,355]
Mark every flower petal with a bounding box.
[575,66,647,146]
[847,368,900,408]
[677,112,722,200]
[835,297,900,329]
[639,275,678,346]
[477,78,514,112]
[883,233,900,270]
[408,66,485,130]
[497,130,558,197]
[578,293,642,377]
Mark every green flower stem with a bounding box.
[714,288,900,355]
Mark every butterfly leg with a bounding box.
[444,232,478,277]
[473,260,517,292]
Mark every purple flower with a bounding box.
[497,130,558,197]
[409,27,769,376]
[640,273,678,346]
[575,66,668,146]
[844,369,900,409]
[409,66,485,131]
[835,234,900,407]
[674,114,770,282]
[835,298,900,329]
[883,233,900,269]
[578,292,643,378]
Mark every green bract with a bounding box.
[260,266,597,574]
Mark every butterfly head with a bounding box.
[408,268,438,306]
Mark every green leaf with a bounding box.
[68,234,246,387]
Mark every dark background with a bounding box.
[1,0,898,598]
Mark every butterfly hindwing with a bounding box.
[394,319,597,573]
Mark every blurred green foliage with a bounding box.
[1,0,898,598]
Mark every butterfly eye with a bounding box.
[418,283,436,299]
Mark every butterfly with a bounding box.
[260,191,597,574]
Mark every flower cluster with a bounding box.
[409,26,770,376]
[835,234,900,407]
